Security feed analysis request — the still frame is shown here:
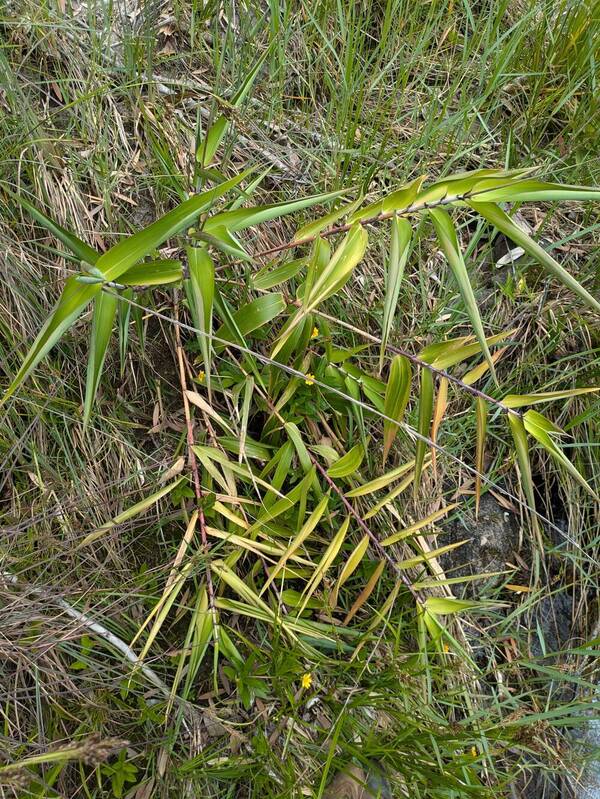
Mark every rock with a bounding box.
[439,494,521,593]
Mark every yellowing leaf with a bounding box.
[330,534,369,608]
[381,503,458,546]
[414,367,434,491]
[327,443,365,478]
[503,387,599,408]
[344,560,385,624]
[345,458,416,498]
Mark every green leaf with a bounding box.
[383,354,412,463]
[293,197,363,241]
[97,172,250,281]
[345,458,416,497]
[193,225,251,261]
[83,291,117,430]
[330,534,369,608]
[380,217,412,370]
[470,201,600,315]
[470,179,600,203]
[425,596,497,615]
[349,175,426,222]
[214,293,285,351]
[298,516,350,615]
[414,368,434,491]
[272,225,367,359]
[327,443,365,478]
[186,246,215,393]
[118,259,183,286]
[507,413,540,539]
[524,409,597,498]
[1,277,102,404]
[429,207,496,382]
[420,329,515,371]
[204,189,346,234]
[503,387,599,408]
[381,503,458,546]
[253,257,306,291]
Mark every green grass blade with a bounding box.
[187,246,215,394]
[414,367,434,492]
[507,413,540,539]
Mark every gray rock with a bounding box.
[439,494,521,593]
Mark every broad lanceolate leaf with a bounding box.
[503,387,599,408]
[380,217,412,370]
[475,396,487,517]
[524,409,597,498]
[383,354,412,463]
[330,534,369,608]
[252,257,305,291]
[327,443,365,478]
[1,277,102,405]
[204,189,346,234]
[470,201,600,314]
[429,207,496,382]
[414,367,434,491]
[469,179,600,203]
[346,458,416,498]
[381,503,458,546]
[420,329,516,370]
[349,175,427,222]
[260,494,330,594]
[298,516,350,615]
[293,197,363,242]
[119,259,183,286]
[344,560,385,624]
[186,246,215,392]
[507,414,540,539]
[98,172,250,281]
[83,291,117,430]
[271,225,367,358]
[215,293,285,351]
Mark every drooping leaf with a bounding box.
[503,387,599,408]
[83,291,117,430]
[414,368,434,491]
[252,257,305,291]
[380,217,412,370]
[1,277,102,404]
[429,207,496,381]
[383,354,412,463]
[524,409,597,498]
[327,443,365,478]
[349,174,426,222]
[119,259,183,286]
[470,201,600,314]
[345,459,416,498]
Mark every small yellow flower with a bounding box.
[470,746,477,758]
[310,326,319,339]
[304,373,315,386]
[197,370,205,383]
[301,672,313,690]
[443,643,450,653]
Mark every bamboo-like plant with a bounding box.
[2,157,599,686]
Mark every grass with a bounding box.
[0,0,599,797]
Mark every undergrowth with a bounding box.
[0,1,599,798]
